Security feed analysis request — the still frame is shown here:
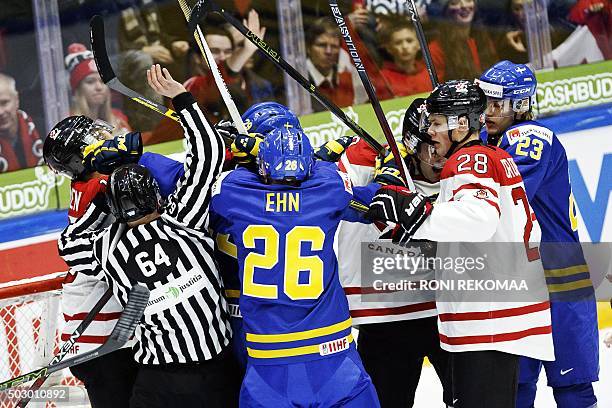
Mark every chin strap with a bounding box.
[444,129,474,159]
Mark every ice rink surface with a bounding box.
[412,330,612,407]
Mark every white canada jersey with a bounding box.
[62,179,127,356]
[413,142,554,361]
[336,138,439,324]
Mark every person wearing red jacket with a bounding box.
[378,19,445,97]
[568,0,612,59]
[0,73,43,173]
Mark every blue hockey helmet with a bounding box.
[477,60,536,114]
[254,114,302,136]
[257,127,314,183]
[242,102,301,134]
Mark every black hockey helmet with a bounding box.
[107,164,163,223]
[423,80,486,158]
[44,115,97,179]
[425,80,486,133]
[402,98,433,154]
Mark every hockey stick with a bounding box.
[327,1,415,191]
[407,0,439,88]
[16,287,114,407]
[0,285,149,394]
[199,0,384,154]
[177,0,248,134]
[89,16,180,123]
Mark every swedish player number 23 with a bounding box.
[242,225,325,300]
[515,137,543,160]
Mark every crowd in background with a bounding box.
[0,0,610,172]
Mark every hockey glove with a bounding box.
[373,144,409,187]
[365,185,433,245]
[83,132,143,175]
[230,133,264,164]
[214,119,238,146]
[314,136,355,162]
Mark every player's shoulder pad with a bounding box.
[504,121,554,146]
[342,136,378,167]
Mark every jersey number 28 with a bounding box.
[242,225,324,300]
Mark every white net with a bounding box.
[0,276,89,407]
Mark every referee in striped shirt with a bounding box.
[59,65,240,407]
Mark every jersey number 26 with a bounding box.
[242,225,324,300]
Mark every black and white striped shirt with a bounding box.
[59,93,231,364]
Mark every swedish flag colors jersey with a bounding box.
[497,120,599,388]
[496,120,593,300]
[210,161,376,365]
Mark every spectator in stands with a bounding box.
[0,73,43,173]
[117,1,189,131]
[568,0,611,59]
[496,0,530,63]
[65,43,131,134]
[429,0,498,80]
[184,11,273,122]
[377,18,444,96]
[344,0,430,67]
[306,17,368,112]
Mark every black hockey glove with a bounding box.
[365,185,433,245]
[314,136,355,162]
[214,119,238,146]
[373,144,409,187]
[83,132,142,175]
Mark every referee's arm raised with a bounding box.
[147,64,225,231]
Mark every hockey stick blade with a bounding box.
[89,16,180,122]
[105,284,149,346]
[204,0,384,154]
[0,285,149,394]
[16,288,114,408]
[90,15,116,83]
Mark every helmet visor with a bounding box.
[485,98,514,118]
[420,111,457,134]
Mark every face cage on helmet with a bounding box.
[403,132,446,171]
[49,154,86,180]
[89,119,115,140]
